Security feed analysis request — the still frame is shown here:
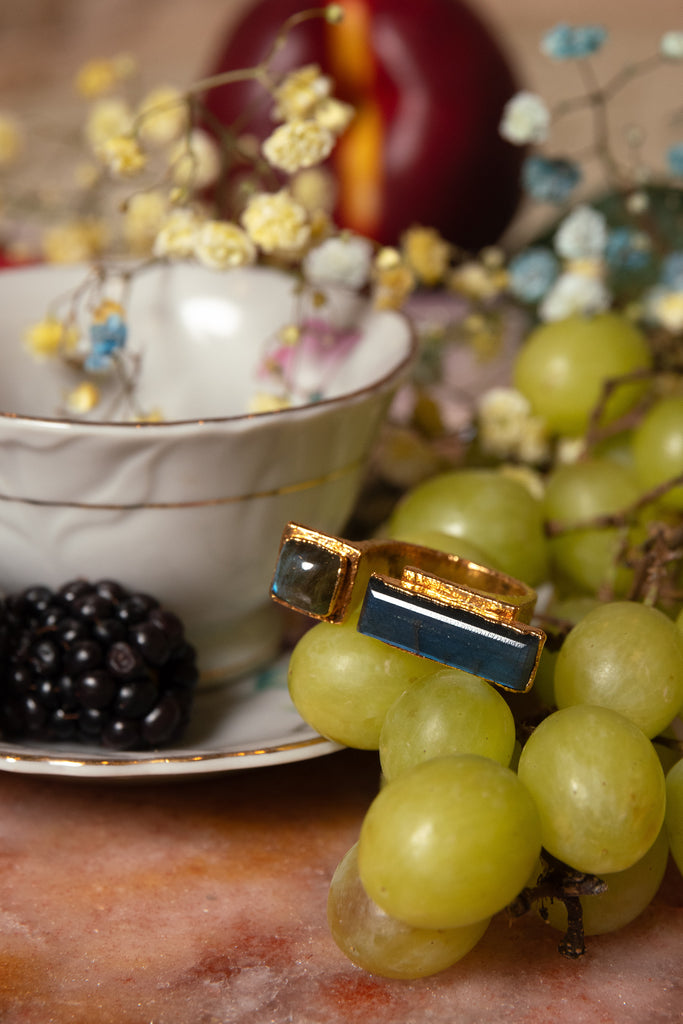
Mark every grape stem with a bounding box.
[545,473,683,539]
[506,850,607,959]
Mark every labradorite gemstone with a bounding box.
[358,576,541,692]
[271,539,343,618]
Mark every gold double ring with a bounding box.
[271,522,546,693]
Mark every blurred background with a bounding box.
[1,0,682,247]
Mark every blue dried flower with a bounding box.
[85,313,127,372]
[667,143,683,177]
[508,247,560,303]
[605,227,651,272]
[660,250,683,290]
[522,155,581,204]
[541,23,608,60]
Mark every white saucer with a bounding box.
[0,655,342,779]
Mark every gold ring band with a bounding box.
[270,523,546,693]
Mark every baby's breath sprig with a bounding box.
[11,4,397,420]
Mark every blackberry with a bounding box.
[0,580,198,751]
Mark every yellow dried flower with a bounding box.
[280,324,301,345]
[262,118,335,174]
[325,4,345,24]
[153,207,201,260]
[137,86,187,147]
[123,189,167,255]
[463,311,503,360]
[42,218,107,263]
[111,53,137,81]
[374,246,401,270]
[249,393,292,413]
[290,167,337,214]
[449,261,507,300]
[65,382,100,414]
[241,189,311,256]
[134,408,164,423]
[75,59,119,99]
[308,208,334,246]
[194,220,256,270]
[73,161,101,190]
[565,257,605,280]
[272,65,332,122]
[480,246,505,270]
[313,98,355,134]
[97,135,147,177]
[169,129,221,190]
[0,113,23,166]
[373,262,415,310]
[402,226,451,287]
[92,299,125,324]
[84,97,133,150]
[24,317,79,359]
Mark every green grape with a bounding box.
[379,669,516,781]
[287,617,431,748]
[543,458,641,596]
[517,704,666,875]
[513,312,652,437]
[593,427,636,471]
[327,843,490,979]
[380,524,501,570]
[533,595,601,707]
[358,754,542,929]
[632,395,683,510]
[554,601,683,738]
[540,827,670,936]
[665,758,683,876]
[387,468,549,586]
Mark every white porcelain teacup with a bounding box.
[0,263,414,683]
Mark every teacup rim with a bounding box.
[0,264,417,434]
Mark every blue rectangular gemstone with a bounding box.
[358,576,541,692]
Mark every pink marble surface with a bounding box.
[0,748,681,1024]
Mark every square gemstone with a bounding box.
[271,538,345,618]
[358,576,542,692]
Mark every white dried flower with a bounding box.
[660,31,683,59]
[153,207,201,260]
[649,288,683,332]
[262,118,335,174]
[194,220,256,270]
[625,190,650,215]
[478,387,550,465]
[478,387,530,448]
[303,234,373,289]
[554,205,608,260]
[241,189,310,255]
[539,272,611,321]
[170,129,221,190]
[499,92,550,145]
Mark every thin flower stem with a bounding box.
[187,7,333,100]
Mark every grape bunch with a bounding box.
[0,579,198,750]
[287,311,683,979]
